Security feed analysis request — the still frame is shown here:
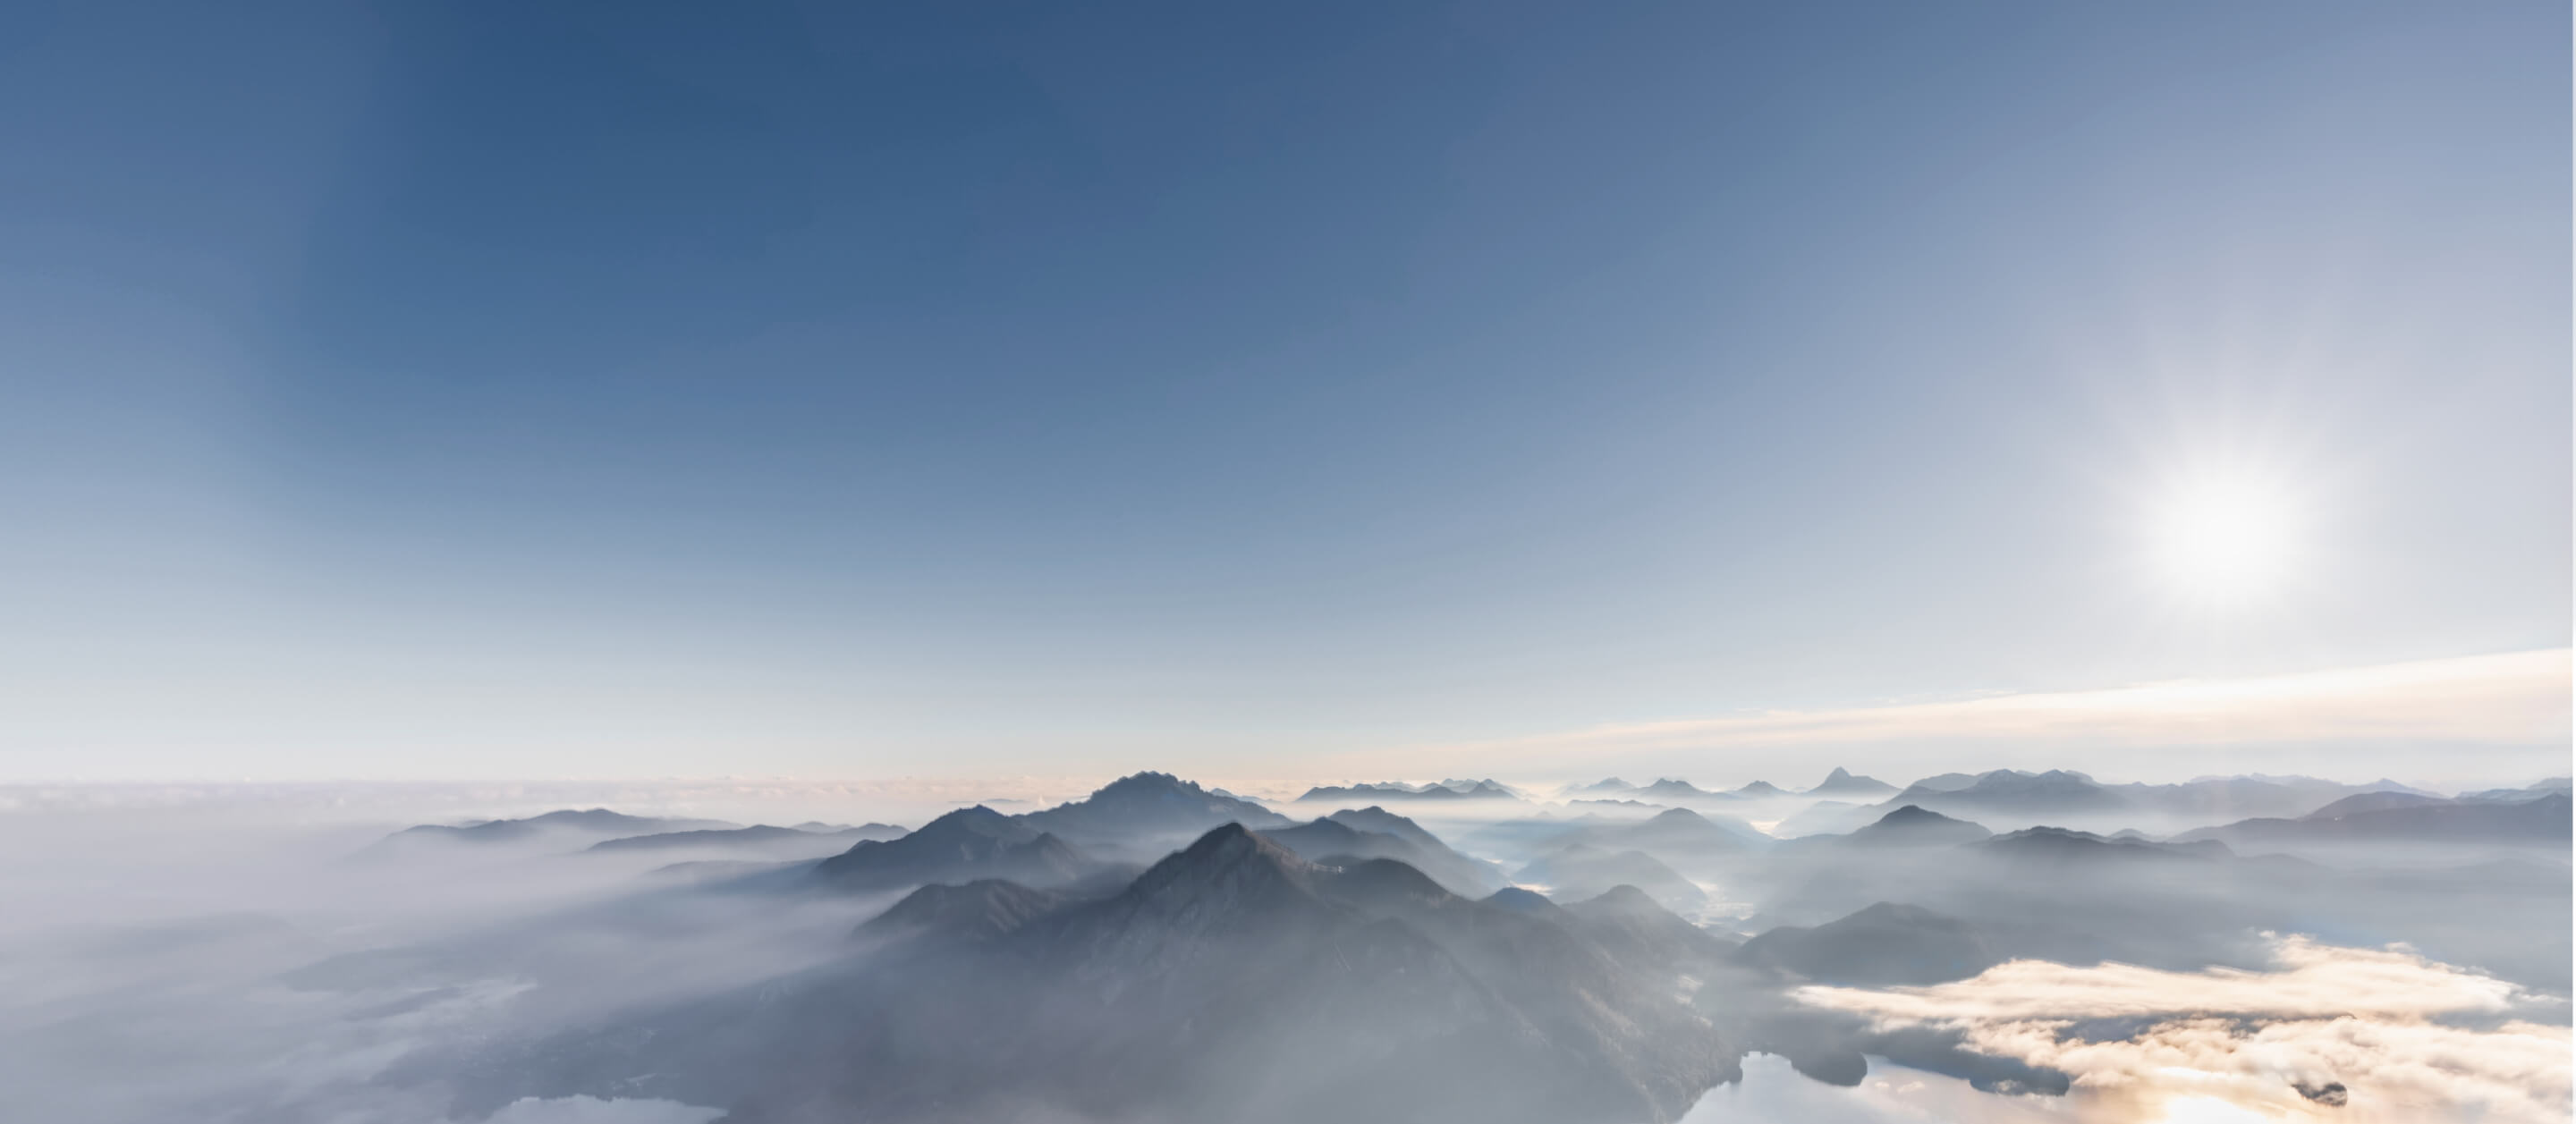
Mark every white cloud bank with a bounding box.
[1797,936,2572,1123]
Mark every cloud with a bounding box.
[1682,1053,2070,1123]
[1795,937,2572,1123]
[1360,647,2571,781]
[1796,935,2521,1022]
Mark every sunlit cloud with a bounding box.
[1797,937,2572,1124]
[1797,936,2521,1022]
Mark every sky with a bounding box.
[0,1,2565,783]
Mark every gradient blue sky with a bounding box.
[2,2,2565,782]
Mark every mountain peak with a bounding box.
[1097,770,1191,794]
[1844,804,1992,847]
[1020,773,1291,841]
[1573,883,1663,915]
[1131,823,1309,893]
[1110,823,1322,934]
[914,805,1034,841]
[1481,886,1565,915]
[1805,767,1900,798]
[857,879,1068,944]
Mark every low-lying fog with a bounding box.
[1,772,2564,1124]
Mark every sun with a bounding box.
[2150,470,2298,601]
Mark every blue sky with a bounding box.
[1,2,2565,782]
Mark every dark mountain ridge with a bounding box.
[811,806,1097,892]
[1296,779,1521,803]
[589,824,906,853]
[459,825,1746,1124]
[1259,814,1504,896]
[2176,793,2573,849]
[1805,767,1899,798]
[1019,771,1292,845]
[372,809,735,852]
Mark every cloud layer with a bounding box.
[1798,936,2572,1123]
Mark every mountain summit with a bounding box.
[1806,767,1899,798]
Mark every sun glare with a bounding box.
[2152,471,2298,602]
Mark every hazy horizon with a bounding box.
[2,4,2566,1124]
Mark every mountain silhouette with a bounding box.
[2177,793,2572,848]
[588,823,905,853]
[1805,767,1898,798]
[1514,843,1707,911]
[1739,901,1997,985]
[811,806,1097,892]
[1841,805,1993,848]
[1018,771,1292,845]
[371,809,733,853]
[1260,815,1503,895]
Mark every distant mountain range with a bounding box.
[1837,805,1992,848]
[1576,768,1894,802]
[1294,778,1523,803]
[379,765,2571,1124]
[1021,771,1292,843]
[811,806,1102,893]
[369,808,735,852]
[1806,767,1899,798]
[1513,843,1705,911]
[587,823,906,853]
[2176,790,2572,849]
[1738,901,1996,986]
[462,824,1744,1124]
[1258,807,1506,896]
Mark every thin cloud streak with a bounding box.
[1368,648,2571,779]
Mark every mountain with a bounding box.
[1737,902,1997,986]
[1593,807,1767,852]
[2175,793,2574,848]
[1635,778,1724,802]
[1882,770,2127,818]
[1840,805,1993,848]
[1563,885,1741,969]
[2300,791,2449,820]
[855,879,1072,944]
[1326,805,1449,849]
[1979,825,2227,866]
[587,823,906,853]
[1296,779,1521,803]
[1018,771,1292,845]
[1258,816,1503,896]
[1731,781,1787,798]
[1514,843,1706,911]
[1805,767,1899,798]
[1769,799,1878,839]
[2460,778,2575,803]
[1572,777,1640,796]
[596,824,1746,1124]
[810,806,1098,892]
[375,808,734,849]
[2101,774,2433,822]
